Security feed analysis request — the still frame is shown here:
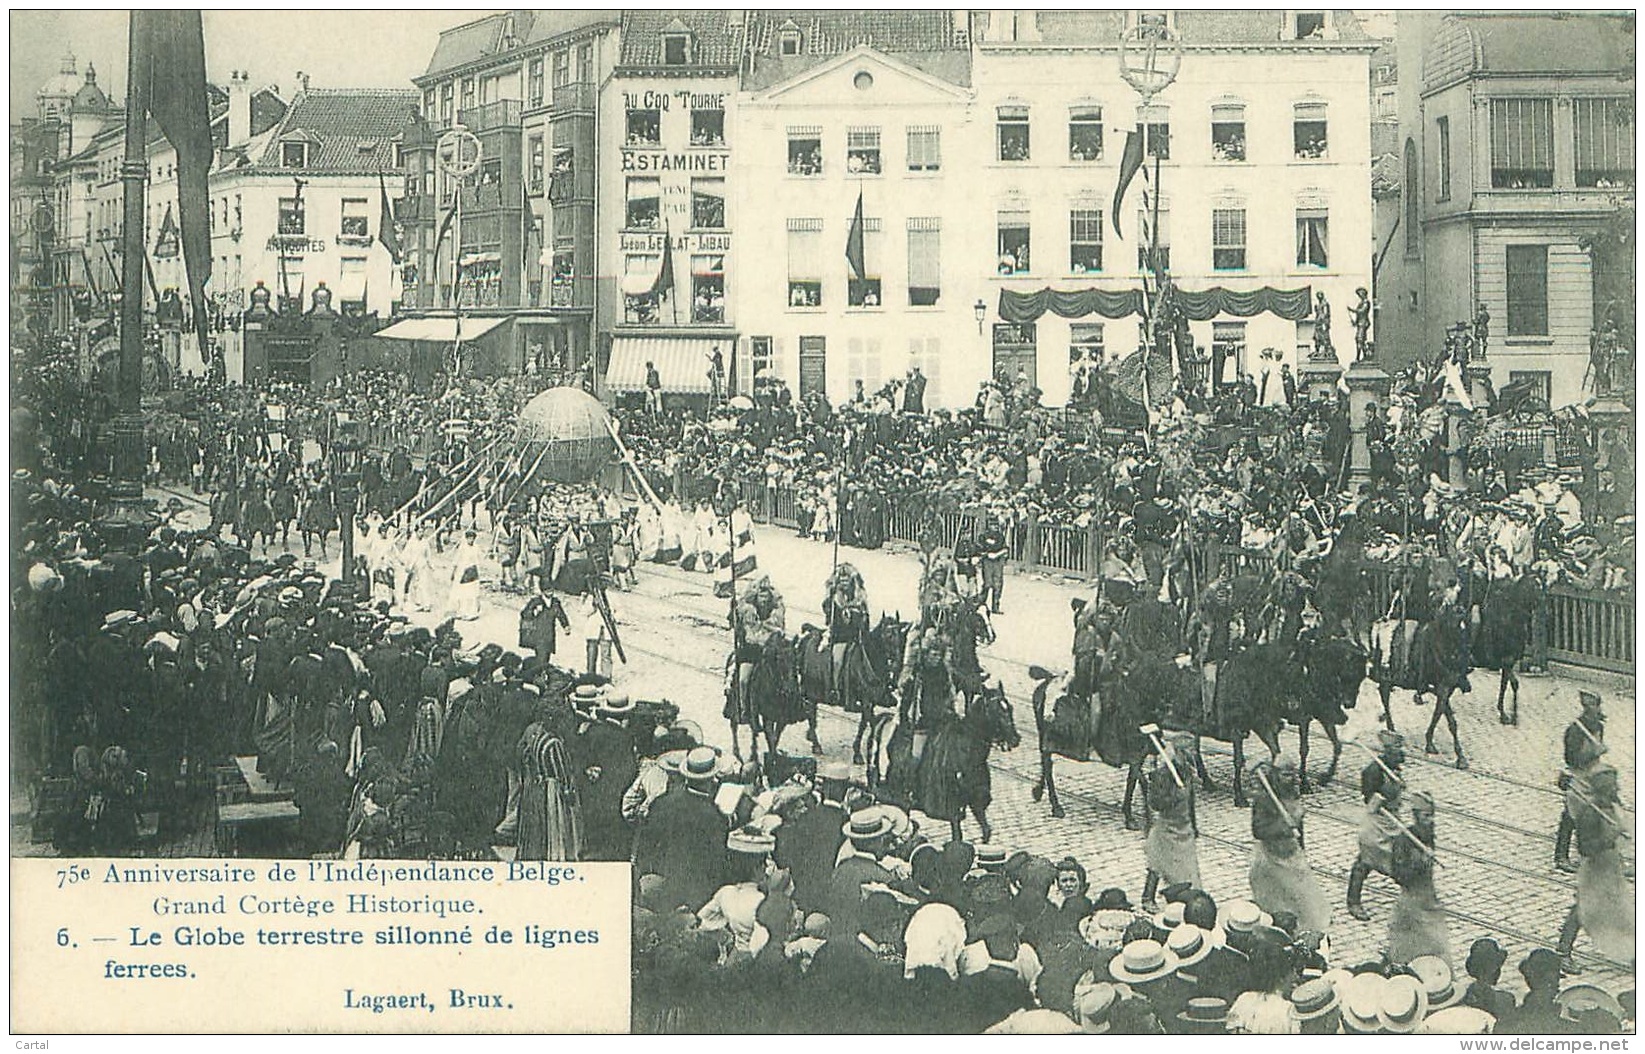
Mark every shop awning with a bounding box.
[607,336,721,394]
[375,316,508,343]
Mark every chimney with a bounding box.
[228,70,252,148]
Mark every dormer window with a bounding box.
[779,22,802,56]
[663,32,690,66]
[1293,12,1327,39]
[281,141,310,168]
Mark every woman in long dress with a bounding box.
[1247,755,1331,934]
[517,722,581,861]
[446,528,483,620]
[1387,790,1450,966]
[1558,764,1635,965]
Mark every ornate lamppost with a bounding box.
[331,411,364,596]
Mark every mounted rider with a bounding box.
[898,625,957,762]
[728,575,787,712]
[823,563,870,702]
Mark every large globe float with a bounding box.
[512,386,616,486]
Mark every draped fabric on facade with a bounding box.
[997,285,1313,323]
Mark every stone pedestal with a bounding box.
[1465,363,1493,413]
[1345,362,1392,488]
[1298,356,1343,404]
[1444,397,1472,488]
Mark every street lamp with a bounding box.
[331,411,364,597]
[974,298,987,334]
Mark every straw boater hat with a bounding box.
[1150,901,1187,934]
[974,844,1009,871]
[842,808,895,844]
[1218,900,1274,935]
[598,692,635,718]
[1080,909,1135,950]
[1289,978,1340,1022]
[1073,980,1119,1034]
[657,748,690,775]
[681,747,723,784]
[1176,997,1230,1029]
[1417,1007,1497,1036]
[1107,939,1180,985]
[1164,924,1215,971]
[1408,955,1466,1011]
[1377,974,1429,1034]
[1339,974,1388,1034]
[726,826,776,856]
[571,684,605,707]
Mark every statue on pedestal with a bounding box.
[1473,302,1490,360]
[1350,287,1373,361]
[1311,291,1335,361]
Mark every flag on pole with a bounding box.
[521,180,537,272]
[845,190,866,280]
[377,168,402,264]
[434,198,458,308]
[134,11,213,358]
[713,507,758,599]
[1111,125,1145,240]
[649,224,674,298]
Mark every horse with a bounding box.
[871,682,1019,843]
[725,632,807,770]
[944,597,995,704]
[1470,573,1537,726]
[1289,633,1371,791]
[1370,602,1470,768]
[796,613,909,762]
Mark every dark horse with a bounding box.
[872,683,1019,843]
[1471,573,1537,726]
[1371,602,1471,768]
[798,614,910,764]
[725,633,806,769]
[1288,633,1371,790]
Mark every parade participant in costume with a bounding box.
[898,625,956,762]
[445,528,483,621]
[1348,729,1407,921]
[730,575,786,704]
[1141,730,1200,909]
[1388,789,1449,966]
[581,589,613,680]
[1247,754,1330,934]
[1557,763,1635,968]
[822,563,869,707]
[1555,690,1608,873]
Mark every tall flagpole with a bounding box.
[112,12,152,503]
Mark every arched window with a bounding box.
[1404,138,1419,256]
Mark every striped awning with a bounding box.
[607,336,722,394]
[374,316,507,343]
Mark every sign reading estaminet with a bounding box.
[12,858,630,1033]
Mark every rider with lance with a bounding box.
[728,574,787,721]
[898,622,957,764]
[823,563,869,709]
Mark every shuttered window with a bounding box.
[907,125,941,171]
[1573,98,1634,188]
[1212,208,1246,270]
[1505,244,1548,336]
[907,218,941,306]
[1491,98,1554,188]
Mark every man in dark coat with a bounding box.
[828,809,899,940]
[575,693,640,862]
[634,747,730,911]
[957,916,1035,1032]
[773,765,851,913]
[518,593,570,662]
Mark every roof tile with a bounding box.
[619,9,745,70]
[252,89,419,174]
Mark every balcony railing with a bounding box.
[549,275,593,309]
[550,82,596,116]
[458,99,521,133]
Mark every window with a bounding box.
[787,219,823,307]
[1070,208,1103,273]
[907,218,941,306]
[528,60,544,107]
[847,127,881,174]
[277,197,305,236]
[459,78,476,117]
[423,90,436,119]
[625,177,660,229]
[1294,12,1326,38]
[691,254,723,322]
[1212,208,1246,270]
[1137,205,1170,271]
[1404,139,1419,256]
[277,258,305,313]
[1506,244,1548,336]
[787,127,822,176]
[691,108,725,146]
[1436,117,1451,201]
[1296,207,1328,268]
[623,254,661,324]
[997,210,1031,274]
[626,108,661,146]
[779,25,802,56]
[440,84,454,124]
[480,75,499,105]
[907,126,941,171]
[549,148,574,202]
[847,336,883,392]
[1293,102,1328,159]
[1574,98,1634,188]
[663,33,690,66]
[1142,107,1171,160]
[992,322,1037,389]
[997,106,1030,161]
[908,336,942,404]
[1211,103,1246,162]
[1069,107,1104,162]
[340,198,370,239]
[234,195,242,230]
[1071,323,1104,368]
[339,256,368,314]
[751,336,774,380]
[1508,370,1552,404]
[691,178,725,229]
[281,141,309,168]
[577,44,593,83]
[847,216,882,307]
[1212,322,1247,388]
[1490,98,1553,188]
[527,136,544,194]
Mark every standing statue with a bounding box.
[1350,288,1373,362]
[1473,303,1490,360]
[1311,291,1335,360]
